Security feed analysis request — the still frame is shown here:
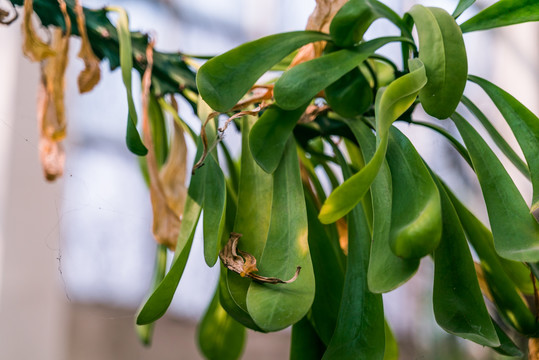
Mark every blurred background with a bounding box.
[0,0,537,359]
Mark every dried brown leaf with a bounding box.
[474,262,493,302]
[530,338,539,360]
[336,218,348,255]
[0,2,18,25]
[219,233,301,284]
[22,0,55,62]
[142,41,187,250]
[75,0,101,93]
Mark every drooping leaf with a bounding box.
[345,119,419,293]
[446,185,538,336]
[468,76,539,220]
[246,138,315,332]
[220,117,273,331]
[432,177,499,347]
[109,6,148,156]
[135,244,167,346]
[274,36,413,110]
[322,157,384,359]
[452,0,475,19]
[461,95,529,180]
[408,5,467,119]
[74,0,101,93]
[305,194,344,345]
[386,127,442,259]
[197,284,246,360]
[249,104,308,174]
[460,0,539,33]
[196,31,331,112]
[330,0,413,47]
[290,317,326,360]
[319,58,427,224]
[21,0,55,62]
[325,67,372,118]
[452,113,539,262]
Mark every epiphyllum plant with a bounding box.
[2,0,539,358]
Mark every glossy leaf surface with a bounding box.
[408,5,467,119]
[246,139,315,332]
[460,0,539,33]
[453,113,539,262]
[197,31,330,112]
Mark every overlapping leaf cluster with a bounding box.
[4,0,539,358]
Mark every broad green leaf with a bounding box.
[330,0,413,47]
[246,138,315,332]
[453,113,539,262]
[322,166,384,359]
[461,96,529,177]
[386,127,442,259]
[460,0,539,33]
[411,120,473,168]
[290,317,326,360]
[346,119,419,293]
[452,0,475,19]
[203,155,227,267]
[491,320,523,357]
[325,67,372,118]
[110,7,147,156]
[408,5,467,119]
[196,31,331,112]
[432,178,499,347]
[135,244,167,345]
[319,59,427,224]
[220,117,272,331]
[197,284,246,360]
[446,186,538,336]
[274,36,413,110]
[249,104,308,174]
[136,194,201,324]
[383,320,399,360]
[305,194,344,345]
[468,76,539,219]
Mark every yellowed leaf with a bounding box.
[219,233,301,284]
[22,0,56,62]
[142,41,187,250]
[75,0,101,93]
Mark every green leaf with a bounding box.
[110,7,148,156]
[408,5,467,119]
[383,320,399,360]
[452,0,475,19]
[446,185,538,336]
[220,117,272,331]
[452,113,539,262]
[135,244,168,345]
[330,0,413,47]
[249,104,308,174]
[460,0,539,33]
[274,36,413,110]
[319,59,427,224]
[196,31,331,112]
[290,317,326,360]
[325,67,372,118]
[386,127,442,259]
[322,160,384,359]
[203,155,227,267]
[345,119,419,293]
[148,93,168,166]
[305,194,344,345]
[197,284,246,360]
[491,320,523,357]
[432,177,499,347]
[468,76,539,219]
[246,138,315,332]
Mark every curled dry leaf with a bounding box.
[142,41,188,250]
[219,232,301,284]
[0,1,18,25]
[75,0,101,93]
[22,0,55,62]
[37,1,71,181]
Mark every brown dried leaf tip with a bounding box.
[219,233,301,284]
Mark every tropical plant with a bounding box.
[1,0,539,358]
